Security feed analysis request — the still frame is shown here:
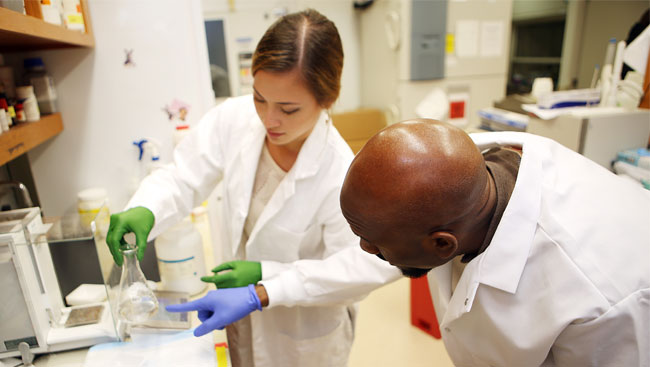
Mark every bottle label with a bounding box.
[66,13,84,25]
[158,256,198,279]
[78,206,109,230]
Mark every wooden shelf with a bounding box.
[0,113,63,166]
[0,7,94,52]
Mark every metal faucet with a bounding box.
[0,180,34,208]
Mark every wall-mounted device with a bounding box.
[409,0,447,80]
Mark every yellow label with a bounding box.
[446,33,455,54]
[67,14,84,25]
[78,207,109,229]
[215,343,228,366]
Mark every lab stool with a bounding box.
[410,276,441,339]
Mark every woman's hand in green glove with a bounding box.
[106,206,155,266]
[201,260,262,288]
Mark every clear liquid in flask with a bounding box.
[117,246,159,324]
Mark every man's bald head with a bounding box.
[343,119,486,229]
[340,119,491,273]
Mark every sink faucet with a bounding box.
[0,181,34,208]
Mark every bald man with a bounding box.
[341,119,649,366]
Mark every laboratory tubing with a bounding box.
[117,247,159,324]
[155,218,207,295]
[23,57,58,115]
[15,85,40,122]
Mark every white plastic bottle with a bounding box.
[155,218,207,295]
[23,57,58,115]
[191,205,215,272]
[77,187,110,232]
[173,125,190,147]
[15,85,40,122]
[0,109,8,133]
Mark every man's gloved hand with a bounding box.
[166,284,263,337]
[201,260,262,288]
[106,206,155,266]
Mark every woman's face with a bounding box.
[253,69,324,152]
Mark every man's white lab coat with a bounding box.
[428,132,650,366]
[128,95,400,367]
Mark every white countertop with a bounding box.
[25,288,229,367]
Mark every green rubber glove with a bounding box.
[106,206,155,266]
[201,260,262,288]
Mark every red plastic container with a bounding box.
[410,276,441,339]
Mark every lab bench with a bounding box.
[29,290,230,367]
[0,207,230,367]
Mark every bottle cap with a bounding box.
[24,57,45,69]
[77,187,108,202]
[15,85,34,99]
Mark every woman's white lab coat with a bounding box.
[428,132,650,366]
[128,95,400,367]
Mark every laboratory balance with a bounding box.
[0,205,190,359]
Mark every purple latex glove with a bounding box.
[166,284,262,337]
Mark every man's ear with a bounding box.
[429,231,458,260]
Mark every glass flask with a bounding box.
[117,246,159,323]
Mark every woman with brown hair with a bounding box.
[106,9,399,367]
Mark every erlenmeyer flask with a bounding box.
[117,245,159,323]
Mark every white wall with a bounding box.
[359,0,513,128]
[202,0,362,112]
[302,0,362,112]
[358,0,400,114]
[575,0,648,88]
[28,0,214,217]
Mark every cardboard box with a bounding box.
[332,108,387,154]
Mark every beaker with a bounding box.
[117,246,159,323]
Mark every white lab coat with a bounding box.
[128,95,400,367]
[428,132,650,366]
